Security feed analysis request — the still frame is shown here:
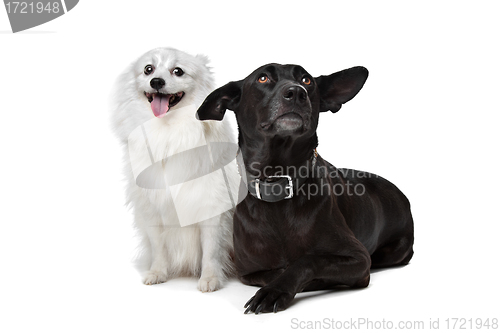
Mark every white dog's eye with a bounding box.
[144,65,155,75]
[173,67,184,77]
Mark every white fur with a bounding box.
[110,47,238,291]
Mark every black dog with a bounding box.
[197,64,414,314]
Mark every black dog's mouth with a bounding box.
[261,112,307,133]
[144,91,185,118]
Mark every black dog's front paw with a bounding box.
[244,286,296,314]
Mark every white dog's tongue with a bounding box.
[151,94,170,118]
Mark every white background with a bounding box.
[1,1,499,332]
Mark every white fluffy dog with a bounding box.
[110,47,239,292]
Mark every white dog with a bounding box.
[110,47,239,292]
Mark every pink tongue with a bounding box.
[151,94,170,118]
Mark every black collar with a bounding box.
[237,149,318,203]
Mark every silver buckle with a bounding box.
[267,175,294,199]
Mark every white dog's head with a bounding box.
[111,47,215,140]
[134,48,215,118]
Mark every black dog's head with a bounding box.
[197,64,368,141]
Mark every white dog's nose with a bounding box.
[150,78,165,90]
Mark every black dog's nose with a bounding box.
[150,78,165,90]
[283,85,307,103]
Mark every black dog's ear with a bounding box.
[315,66,368,113]
[196,80,243,121]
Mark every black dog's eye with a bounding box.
[144,65,155,75]
[302,77,312,85]
[258,75,269,83]
[173,67,184,76]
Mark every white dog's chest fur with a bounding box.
[127,113,235,223]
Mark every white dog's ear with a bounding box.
[315,66,368,113]
[197,80,242,121]
[195,54,211,66]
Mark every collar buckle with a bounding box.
[244,149,318,202]
[267,175,294,199]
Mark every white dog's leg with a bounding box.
[197,213,232,292]
[143,223,169,285]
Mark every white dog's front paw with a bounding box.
[197,276,221,292]
[143,270,168,285]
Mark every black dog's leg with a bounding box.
[240,268,286,287]
[244,250,371,314]
[371,236,414,268]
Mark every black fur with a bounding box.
[197,63,414,314]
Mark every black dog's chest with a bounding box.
[233,198,324,273]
